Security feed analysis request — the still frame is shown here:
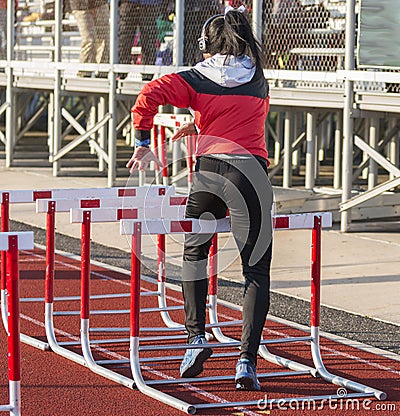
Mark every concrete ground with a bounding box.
[1,162,399,326]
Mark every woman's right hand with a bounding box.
[126,146,163,173]
[171,122,197,141]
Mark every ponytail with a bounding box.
[206,10,264,71]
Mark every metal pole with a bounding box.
[305,112,316,190]
[174,0,184,66]
[283,112,292,188]
[98,96,106,172]
[252,0,262,43]
[340,0,356,232]
[274,112,282,166]
[48,93,54,159]
[5,0,15,167]
[333,111,342,189]
[52,0,62,176]
[292,112,300,174]
[389,118,399,181]
[108,0,118,186]
[368,117,378,189]
[361,119,369,179]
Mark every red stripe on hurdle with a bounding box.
[80,199,101,208]
[170,196,187,206]
[273,217,289,229]
[171,220,193,233]
[33,191,52,200]
[158,188,166,196]
[117,209,138,220]
[118,189,136,197]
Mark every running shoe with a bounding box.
[235,358,261,391]
[180,335,213,378]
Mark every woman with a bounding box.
[127,6,273,391]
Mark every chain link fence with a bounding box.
[263,0,346,72]
[2,0,398,92]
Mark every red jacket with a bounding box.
[132,54,270,161]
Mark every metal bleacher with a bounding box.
[1,0,400,232]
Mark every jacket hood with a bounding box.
[193,54,256,88]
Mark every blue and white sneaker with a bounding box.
[180,335,213,378]
[235,358,261,391]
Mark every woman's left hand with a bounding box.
[126,146,163,173]
[171,122,197,141]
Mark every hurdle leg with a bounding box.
[156,234,185,330]
[1,193,10,330]
[79,211,135,388]
[309,216,386,400]
[0,193,49,351]
[5,235,21,416]
[207,235,237,343]
[152,126,160,185]
[160,126,168,186]
[44,201,86,364]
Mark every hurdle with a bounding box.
[150,114,195,187]
[122,215,386,414]
[0,231,34,416]
[35,189,186,387]
[33,186,177,386]
[0,186,171,352]
[72,204,330,380]
[67,200,193,385]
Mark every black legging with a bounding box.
[182,155,274,365]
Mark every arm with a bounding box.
[132,72,194,136]
[128,73,194,172]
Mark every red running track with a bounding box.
[0,247,399,416]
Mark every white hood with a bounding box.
[193,54,256,88]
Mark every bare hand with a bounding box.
[171,122,197,142]
[126,146,163,173]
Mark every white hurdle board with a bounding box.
[120,212,332,235]
[0,232,34,250]
[36,194,187,213]
[70,204,186,223]
[2,185,173,204]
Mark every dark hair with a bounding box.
[206,11,264,71]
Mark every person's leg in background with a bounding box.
[73,8,96,76]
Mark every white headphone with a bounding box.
[197,14,224,53]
